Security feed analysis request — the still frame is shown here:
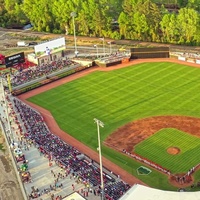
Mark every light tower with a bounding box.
[94,118,104,200]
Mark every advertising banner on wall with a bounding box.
[34,37,66,58]
[5,52,25,68]
[187,58,195,63]
[178,56,186,61]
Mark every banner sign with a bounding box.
[178,56,186,61]
[34,37,65,58]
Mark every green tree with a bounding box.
[136,0,162,42]
[4,0,21,12]
[3,0,27,26]
[0,1,7,27]
[76,0,112,37]
[108,0,123,18]
[118,11,129,39]
[160,13,180,43]
[160,14,171,42]
[22,0,53,32]
[177,0,188,7]
[118,0,142,39]
[187,0,200,11]
[51,0,76,33]
[177,7,199,44]
[76,1,90,35]
[133,12,149,40]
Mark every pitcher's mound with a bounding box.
[167,147,180,155]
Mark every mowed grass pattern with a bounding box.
[28,62,200,186]
[134,128,200,173]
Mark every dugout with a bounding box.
[130,47,169,59]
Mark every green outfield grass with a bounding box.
[134,128,200,173]
[27,62,200,190]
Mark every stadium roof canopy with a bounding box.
[63,192,86,200]
[119,184,200,200]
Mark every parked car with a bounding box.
[28,42,38,46]
[17,41,29,47]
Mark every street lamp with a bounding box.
[107,42,112,54]
[94,118,104,200]
[94,45,99,58]
[99,37,105,57]
[70,12,78,57]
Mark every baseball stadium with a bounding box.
[2,37,200,199]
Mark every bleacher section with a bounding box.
[11,97,130,200]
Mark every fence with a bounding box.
[130,47,169,59]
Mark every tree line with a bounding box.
[1,0,200,45]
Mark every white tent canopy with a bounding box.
[119,184,200,200]
[63,192,86,200]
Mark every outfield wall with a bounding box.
[170,51,200,64]
[176,55,199,64]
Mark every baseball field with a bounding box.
[27,61,200,190]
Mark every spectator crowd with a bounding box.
[2,58,79,87]
[9,96,130,200]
